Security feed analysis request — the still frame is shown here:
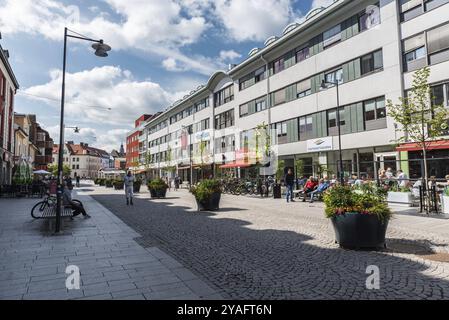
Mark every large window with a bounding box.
[195,97,210,112]
[327,109,346,135]
[401,0,449,21]
[273,57,285,74]
[296,79,312,98]
[323,24,341,48]
[240,103,249,117]
[431,84,445,106]
[364,97,386,122]
[239,67,266,91]
[273,88,286,106]
[359,4,381,31]
[325,68,343,85]
[299,115,314,141]
[403,33,427,72]
[296,45,310,63]
[255,97,267,112]
[361,50,383,75]
[427,23,449,65]
[214,109,234,129]
[214,85,234,107]
[195,118,210,132]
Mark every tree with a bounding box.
[387,67,449,208]
[295,159,304,179]
[48,164,71,177]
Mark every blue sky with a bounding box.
[0,0,332,151]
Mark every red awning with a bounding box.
[219,162,252,169]
[396,140,449,152]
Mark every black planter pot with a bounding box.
[149,188,167,198]
[273,184,282,199]
[196,192,221,211]
[331,212,389,249]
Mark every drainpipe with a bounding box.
[260,54,271,127]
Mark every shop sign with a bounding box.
[306,137,333,152]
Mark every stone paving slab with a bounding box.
[0,185,222,300]
[89,183,449,300]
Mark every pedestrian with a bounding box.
[174,175,180,191]
[284,168,295,203]
[301,176,318,202]
[76,175,80,188]
[124,171,135,206]
[396,170,409,188]
[63,182,90,218]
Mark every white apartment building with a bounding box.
[141,0,449,183]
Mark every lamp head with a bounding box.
[92,40,111,57]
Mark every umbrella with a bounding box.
[33,170,51,175]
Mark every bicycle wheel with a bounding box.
[31,201,47,219]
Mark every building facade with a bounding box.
[13,114,39,181]
[53,142,110,179]
[0,44,19,185]
[126,114,152,171]
[138,0,449,182]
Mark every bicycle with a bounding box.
[31,193,82,219]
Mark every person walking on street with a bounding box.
[285,168,295,203]
[124,171,135,206]
[75,175,80,188]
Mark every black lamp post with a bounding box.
[182,125,193,188]
[321,79,344,185]
[55,28,111,233]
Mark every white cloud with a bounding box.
[213,0,301,42]
[219,50,242,62]
[24,66,175,126]
[0,0,219,75]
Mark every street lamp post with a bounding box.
[182,125,193,187]
[321,79,344,185]
[56,28,111,233]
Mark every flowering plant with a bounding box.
[323,184,392,223]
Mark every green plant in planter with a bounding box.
[324,184,392,223]
[134,179,142,188]
[98,178,106,186]
[148,178,168,191]
[113,179,124,189]
[105,179,113,188]
[190,179,221,202]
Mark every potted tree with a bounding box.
[386,181,413,207]
[324,183,392,249]
[105,179,113,188]
[190,179,222,211]
[113,178,124,190]
[148,178,168,198]
[134,179,142,193]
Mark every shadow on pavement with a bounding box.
[89,193,449,300]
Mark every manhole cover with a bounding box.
[416,252,449,263]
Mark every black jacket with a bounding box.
[284,173,295,186]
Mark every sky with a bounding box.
[0,0,334,152]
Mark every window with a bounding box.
[296,79,311,98]
[255,97,267,112]
[214,85,234,107]
[273,88,286,106]
[299,115,313,141]
[273,57,285,74]
[254,67,266,82]
[359,4,381,31]
[77,165,79,169]
[239,67,266,91]
[427,23,449,65]
[425,0,449,11]
[240,103,249,117]
[361,50,383,75]
[400,0,423,21]
[195,98,209,112]
[431,84,445,106]
[323,24,341,48]
[296,46,310,63]
[214,109,234,129]
[364,97,386,122]
[325,68,343,85]
[327,109,345,132]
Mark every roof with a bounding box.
[65,143,110,158]
[0,43,19,89]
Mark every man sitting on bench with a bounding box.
[308,179,330,203]
[63,182,90,218]
[299,176,318,202]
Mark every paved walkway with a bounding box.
[88,183,449,300]
[0,187,220,300]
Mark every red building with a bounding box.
[126,115,152,169]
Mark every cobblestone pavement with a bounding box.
[0,186,220,300]
[90,184,449,300]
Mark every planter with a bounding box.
[196,192,221,211]
[149,188,167,198]
[331,212,389,249]
[273,184,282,199]
[114,185,124,190]
[441,195,449,214]
[387,191,413,207]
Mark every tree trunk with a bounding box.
[422,145,430,214]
